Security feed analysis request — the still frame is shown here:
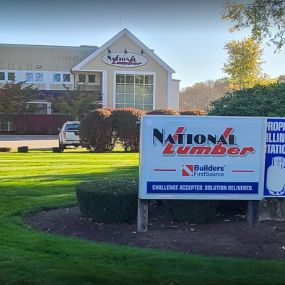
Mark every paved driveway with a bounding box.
[0,135,59,149]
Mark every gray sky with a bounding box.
[1,0,284,89]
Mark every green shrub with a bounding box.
[180,109,207,116]
[209,83,285,117]
[80,108,115,152]
[52,147,63,153]
[146,109,180,115]
[111,108,145,152]
[17,146,28,153]
[208,84,285,216]
[0,147,11,152]
[76,178,138,223]
[165,200,218,223]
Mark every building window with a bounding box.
[88,74,96,83]
[0,121,13,132]
[63,74,70,82]
[8,72,15,81]
[35,73,43,82]
[0,72,5,81]
[115,74,154,111]
[78,74,86,83]
[53,73,61,83]
[25,73,33,82]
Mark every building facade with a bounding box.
[0,29,179,111]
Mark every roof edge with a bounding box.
[72,29,175,73]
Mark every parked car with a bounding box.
[58,121,80,149]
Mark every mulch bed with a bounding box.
[25,206,285,260]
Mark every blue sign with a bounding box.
[264,118,285,197]
[147,182,259,194]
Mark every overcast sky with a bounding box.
[1,0,284,89]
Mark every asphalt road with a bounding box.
[0,135,59,149]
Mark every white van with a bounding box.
[58,121,80,149]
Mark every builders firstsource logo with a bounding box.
[182,164,225,177]
[153,127,255,156]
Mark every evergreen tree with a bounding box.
[0,82,34,114]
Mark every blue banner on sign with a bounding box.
[147,182,259,194]
[264,118,285,197]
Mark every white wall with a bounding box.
[171,79,180,110]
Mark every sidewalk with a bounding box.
[0,135,59,149]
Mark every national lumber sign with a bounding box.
[139,115,266,200]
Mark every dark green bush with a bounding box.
[146,109,180,115]
[18,146,28,153]
[52,147,63,153]
[208,83,285,216]
[165,200,218,223]
[111,108,145,152]
[76,178,138,223]
[180,109,207,116]
[0,147,11,152]
[209,83,285,117]
[80,108,115,152]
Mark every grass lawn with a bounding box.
[0,150,284,285]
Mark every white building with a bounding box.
[0,29,179,111]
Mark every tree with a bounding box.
[277,74,285,82]
[0,81,34,114]
[179,78,232,111]
[257,73,278,85]
[0,80,102,117]
[223,0,285,50]
[52,89,102,119]
[223,37,263,89]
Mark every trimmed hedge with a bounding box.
[0,147,11,152]
[180,109,207,116]
[111,108,145,152]
[52,147,63,153]
[1,114,71,135]
[18,146,28,153]
[209,83,285,117]
[147,109,180,115]
[80,108,115,152]
[165,200,218,223]
[76,178,138,223]
[78,107,209,154]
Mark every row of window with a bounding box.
[78,74,96,83]
[116,74,153,85]
[115,74,154,111]
[25,72,71,83]
[52,73,71,83]
[0,71,71,83]
[0,72,15,81]
[0,72,98,84]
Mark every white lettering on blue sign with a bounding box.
[264,118,285,197]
